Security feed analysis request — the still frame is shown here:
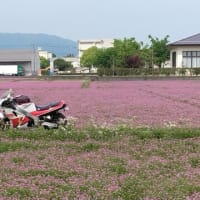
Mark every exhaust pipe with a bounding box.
[42,122,58,129]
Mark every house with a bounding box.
[169,33,200,68]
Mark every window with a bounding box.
[182,51,200,68]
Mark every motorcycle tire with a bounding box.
[53,112,68,129]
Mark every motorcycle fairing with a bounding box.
[4,109,29,127]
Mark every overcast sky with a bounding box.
[0,0,199,43]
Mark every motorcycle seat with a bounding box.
[36,101,60,111]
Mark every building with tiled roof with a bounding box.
[169,33,200,68]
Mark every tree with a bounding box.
[80,36,170,71]
[148,35,170,68]
[140,45,152,68]
[80,46,99,69]
[126,55,144,68]
[113,38,141,67]
[40,56,50,69]
[54,58,73,71]
[95,47,116,68]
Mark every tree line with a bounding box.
[40,57,73,71]
[80,35,170,70]
[40,35,170,75]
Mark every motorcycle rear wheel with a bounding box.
[53,112,68,129]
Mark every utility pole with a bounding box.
[32,44,37,76]
[112,57,115,77]
[50,58,54,76]
[151,47,154,75]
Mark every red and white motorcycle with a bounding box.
[0,89,68,129]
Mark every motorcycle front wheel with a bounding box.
[0,119,10,130]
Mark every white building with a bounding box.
[64,57,80,68]
[78,38,114,58]
[169,33,200,68]
[38,48,53,59]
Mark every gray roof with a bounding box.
[0,49,37,62]
[170,33,200,46]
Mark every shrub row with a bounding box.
[97,67,200,76]
[41,67,200,77]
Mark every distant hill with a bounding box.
[0,33,77,56]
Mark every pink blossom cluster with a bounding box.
[1,79,200,127]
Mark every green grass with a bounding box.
[0,141,49,153]
[5,187,32,199]
[2,125,200,199]
[81,143,100,152]
[106,157,127,175]
[189,157,200,168]
[2,125,200,142]
[12,157,25,164]
[19,169,78,180]
[114,175,200,200]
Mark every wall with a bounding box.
[78,39,114,58]
[170,46,200,68]
[38,50,53,59]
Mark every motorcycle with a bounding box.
[0,89,68,129]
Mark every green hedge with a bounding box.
[41,67,200,77]
[97,67,200,76]
[97,68,177,76]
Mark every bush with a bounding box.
[193,68,200,76]
[97,67,178,76]
[178,68,186,76]
[159,68,176,76]
[81,79,91,88]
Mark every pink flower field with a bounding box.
[1,78,200,127]
[1,78,200,199]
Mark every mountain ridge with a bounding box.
[0,33,77,56]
